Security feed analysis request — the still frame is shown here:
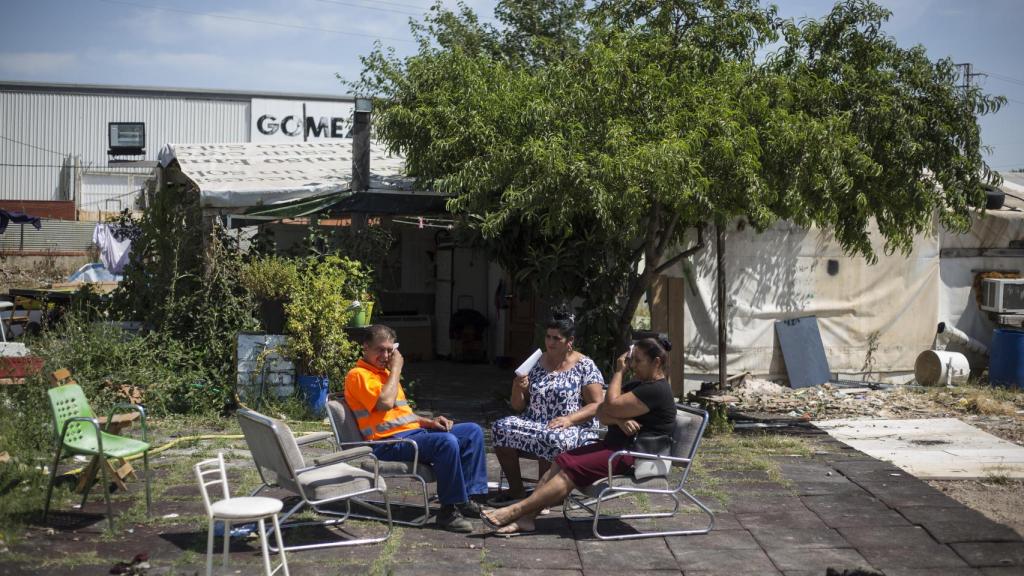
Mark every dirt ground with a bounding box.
[713,375,1024,539]
[928,478,1024,538]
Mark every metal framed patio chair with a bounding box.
[325,397,436,526]
[563,403,715,540]
[43,383,151,530]
[237,408,392,552]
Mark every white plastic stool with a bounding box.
[0,301,13,342]
[195,453,289,576]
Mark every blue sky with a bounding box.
[1,0,1022,171]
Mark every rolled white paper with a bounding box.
[514,348,543,377]
[393,343,399,350]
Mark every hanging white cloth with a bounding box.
[92,223,132,274]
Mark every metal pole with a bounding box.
[716,221,727,390]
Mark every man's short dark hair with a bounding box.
[362,324,397,344]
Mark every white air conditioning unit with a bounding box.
[980,278,1024,314]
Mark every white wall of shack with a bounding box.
[665,206,1023,380]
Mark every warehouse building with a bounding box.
[0,80,355,252]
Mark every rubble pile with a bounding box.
[712,375,1006,420]
[707,374,1024,445]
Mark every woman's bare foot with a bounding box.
[495,518,535,535]
[482,509,536,535]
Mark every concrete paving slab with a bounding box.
[814,418,1024,479]
[838,525,971,570]
[830,459,917,482]
[876,568,983,576]
[577,538,679,571]
[858,544,971,571]
[580,571,680,576]
[749,527,849,550]
[706,512,744,530]
[389,545,482,566]
[799,493,912,528]
[949,542,1024,568]
[811,506,911,528]
[481,529,577,549]
[800,493,891,513]
[855,480,962,508]
[672,547,780,574]
[837,524,943,548]
[725,495,806,514]
[736,509,831,530]
[980,568,1024,575]
[763,547,874,573]
[663,529,761,550]
[897,505,992,525]
[482,546,583,570]
[922,520,1023,544]
[776,460,845,481]
[789,479,868,497]
[490,570,582,576]
[687,571,781,576]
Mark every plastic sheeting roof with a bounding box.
[157,140,420,210]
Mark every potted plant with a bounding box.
[335,258,374,327]
[284,255,361,416]
[241,255,299,334]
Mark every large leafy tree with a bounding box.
[357,0,1002,363]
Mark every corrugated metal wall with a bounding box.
[0,89,250,202]
[0,219,95,252]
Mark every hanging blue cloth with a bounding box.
[0,210,42,235]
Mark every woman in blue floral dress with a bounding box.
[490,311,605,503]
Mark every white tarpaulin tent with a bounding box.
[668,178,1024,381]
[157,140,410,210]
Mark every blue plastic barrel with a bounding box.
[989,328,1024,389]
[297,375,329,417]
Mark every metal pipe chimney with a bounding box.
[351,97,372,192]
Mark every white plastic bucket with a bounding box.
[915,350,970,386]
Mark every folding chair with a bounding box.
[325,397,436,526]
[237,408,392,552]
[563,403,715,540]
[42,383,151,530]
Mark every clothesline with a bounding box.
[393,216,454,230]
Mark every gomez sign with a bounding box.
[251,98,355,142]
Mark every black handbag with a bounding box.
[629,432,674,479]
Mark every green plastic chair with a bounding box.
[43,384,151,529]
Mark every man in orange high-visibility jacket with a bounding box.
[345,324,487,533]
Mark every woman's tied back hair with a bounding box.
[546,304,576,339]
[633,334,672,367]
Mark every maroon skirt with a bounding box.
[554,441,634,488]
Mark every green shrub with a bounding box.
[285,256,363,387]
[26,315,222,416]
[241,255,300,301]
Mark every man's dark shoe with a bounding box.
[437,505,473,533]
[457,500,482,519]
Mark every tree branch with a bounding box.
[654,212,680,258]
[652,224,706,275]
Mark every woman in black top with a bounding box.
[482,337,677,535]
